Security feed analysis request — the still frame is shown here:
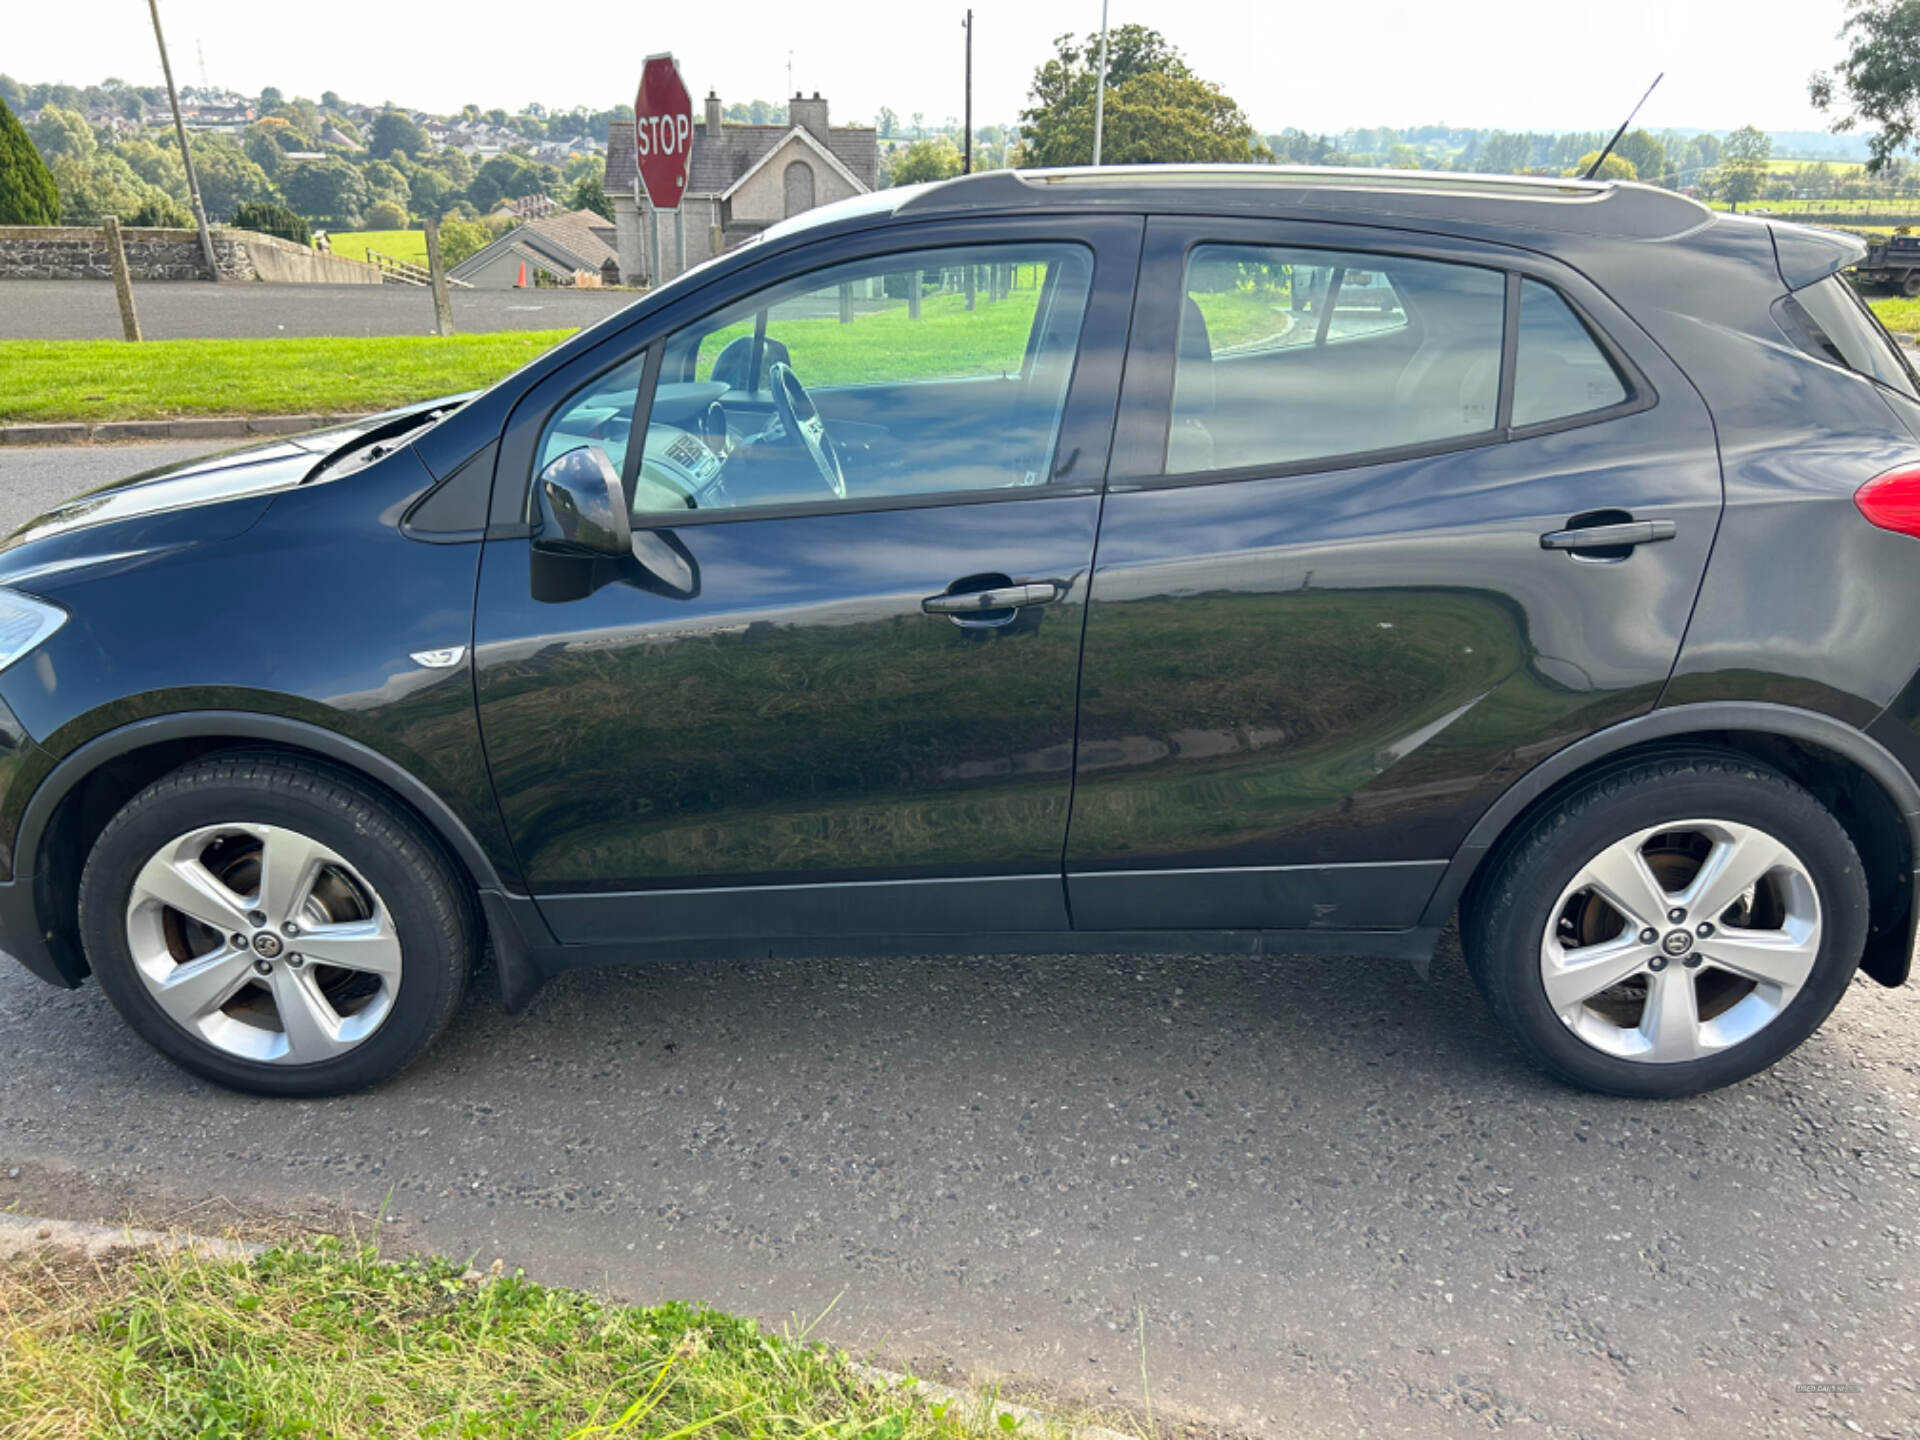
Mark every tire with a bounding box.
[1902,271,1920,298]
[79,753,475,1097]
[1464,751,1868,1098]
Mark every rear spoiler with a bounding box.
[1770,220,1870,290]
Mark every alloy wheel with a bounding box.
[1539,818,1822,1063]
[123,822,402,1065]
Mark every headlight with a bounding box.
[0,590,67,673]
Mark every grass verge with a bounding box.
[1868,296,1920,335]
[0,1237,1077,1440]
[0,332,576,424]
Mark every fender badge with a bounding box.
[409,646,466,669]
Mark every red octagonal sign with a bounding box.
[634,54,694,210]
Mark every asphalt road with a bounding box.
[0,279,636,340]
[1,442,1918,1439]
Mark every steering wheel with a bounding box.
[765,361,847,500]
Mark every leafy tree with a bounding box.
[1568,151,1637,181]
[127,192,191,227]
[435,215,491,265]
[1385,143,1422,169]
[47,151,173,224]
[405,164,459,215]
[370,108,427,159]
[259,86,285,110]
[1477,130,1534,173]
[887,137,965,186]
[1020,26,1268,167]
[364,197,409,229]
[0,96,60,224]
[1811,0,1920,170]
[28,103,95,163]
[567,167,611,220]
[279,156,369,226]
[321,90,344,110]
[360,158,411,208]
[0,75,24,112]
[1719,125,1772,208]
[185,139,274,218]
[876,106,897,138]
[1682,132,1722,176]
[468,151,547,211]
[232,198,310,244]
[1613,128,1669,185]
[562,152,604,186]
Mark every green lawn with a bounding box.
[1868,296,1920,334]
[0,332,575,423]
[326,228,431,267]
[1,1239,1062,1439]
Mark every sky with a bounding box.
[10,0,1861,137]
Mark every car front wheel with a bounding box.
[1465,752,1870,1098]
[78,753,475,1097]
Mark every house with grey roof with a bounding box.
[447,208,621,289]
[606,91,878,286]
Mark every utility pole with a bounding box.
[962,10,973,175]
[146,0,220,282]
[1091,0,1110,167]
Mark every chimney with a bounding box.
[704,90,723,138]
[790,91,829,142]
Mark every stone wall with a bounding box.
[0,226,382,284]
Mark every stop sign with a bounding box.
[634,54,694,210]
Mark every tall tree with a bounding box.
[369,108,427,160]
[1719,125,1773,209]
[0,95,60,224]
[1613,129,1669,185]
[1020,25,1269,167]
[1811,0,1920,170]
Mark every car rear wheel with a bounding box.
[79,753,475,1097]
[1465,752,1868,1097]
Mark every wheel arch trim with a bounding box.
[16,711,510,897]
[1425,701,1920,982]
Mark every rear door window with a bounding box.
[1173,243,1504,474]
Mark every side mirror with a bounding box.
[534,447,631,559]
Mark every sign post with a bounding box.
[634,54,694,285]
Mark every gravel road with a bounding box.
[0,442,1915,1439]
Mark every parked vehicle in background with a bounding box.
[1850,231,1920,296]
[2,166,1918,1101]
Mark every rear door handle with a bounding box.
[922,581,1064,615]
[1539,519,1677,552]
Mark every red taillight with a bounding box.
[1855,465,1920,538]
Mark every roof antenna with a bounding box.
[1583,72,1663,180]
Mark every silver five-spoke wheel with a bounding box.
[1541,818,1820,1064]
[125,822,403,1065]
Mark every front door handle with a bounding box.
[1539,519,1677,553]
[922,581,1064,616]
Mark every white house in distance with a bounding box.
[606,91,878,286]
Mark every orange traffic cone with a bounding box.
[515,260,527,288]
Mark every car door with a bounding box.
[473,215,1141,944]
[1064,216,1724,933]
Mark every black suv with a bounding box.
[5,167,1919,1099]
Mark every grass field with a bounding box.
[0,1239,1046,1439]
[325,228,430,266]
[0,331,575,423]
[1868,296,1920,334]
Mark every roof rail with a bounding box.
[893,164,1712,241]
